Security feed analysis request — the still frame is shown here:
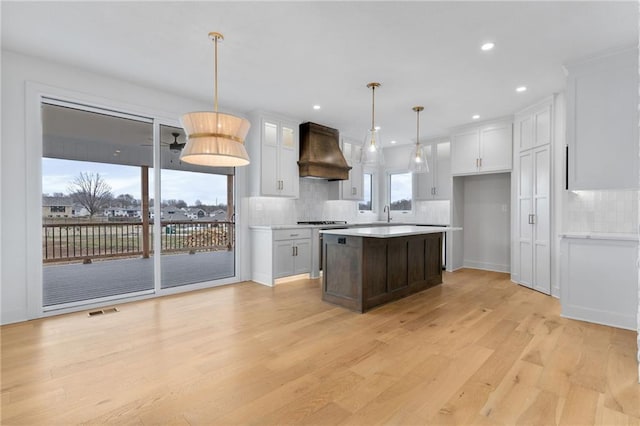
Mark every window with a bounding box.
[389,172,412,211]
[50,206,66,213]
[359,173,372,211]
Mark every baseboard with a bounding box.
[561,304,636,331]
[251,273,274,287]
[463,260,510,273]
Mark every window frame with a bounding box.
[387,170,414,215]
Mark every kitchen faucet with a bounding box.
[383,205,391,223]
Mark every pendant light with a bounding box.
[408,106,429,174]
[180,32,251,167]
[361,82,384,165]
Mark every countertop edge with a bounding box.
[559,232,639,241]
[321,226,461,238]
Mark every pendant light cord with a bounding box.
[416,108,420,147]
[371,85,376,131]
[213,35,219,113]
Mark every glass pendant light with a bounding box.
[361,82,385,165]
[408,106,429,173]
[180,32,251,167]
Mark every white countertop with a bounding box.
[559,232,639,241]
[249,222,449,230]
[320,225,460,238]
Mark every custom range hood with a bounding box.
[298,122,351,180]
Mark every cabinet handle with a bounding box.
[528,214,536,225]
[294,246,298,256]
[565,145,569,191]
[434,187,438,195]
[352,187,357,195]
[290,233,299,237]
[476,158,479,168]
[431,187,435,195]
[292,246,296,256]
[480,158,482,168]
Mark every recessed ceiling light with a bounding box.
[313,105,321,110]
[390,140,397,144]
[516,86,528,93]
[481,42,495,51]
[472,115,480,120]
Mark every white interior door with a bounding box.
[533,146,551,294]
[518,150,533,288]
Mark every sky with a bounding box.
[42,158,230,205]
[389,172,412,203]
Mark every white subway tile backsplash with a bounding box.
[247,197,296,225]
[564,189,637,233]
[248,178,453,226]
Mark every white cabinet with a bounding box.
[516,145,551,294]
[566,47,639,190]
[513,98,553,295]
[415,141,451,200]
[515,104,551,151]
[250,227,311,286]
[451,120,512,175]
[340,139,364,200]
[560,235,638,330]
[273,233,311,277]
[247,112,300,197]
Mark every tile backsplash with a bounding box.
[564,189,638,233]
[247,178,451,225]
[295,179,332,221]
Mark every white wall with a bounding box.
[1,50,244,324]
[462,173,511,272]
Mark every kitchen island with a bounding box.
[320,226,456,312]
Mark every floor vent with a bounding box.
[88,307,119,317]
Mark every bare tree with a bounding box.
[68,172,113,218]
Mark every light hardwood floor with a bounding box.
[1,269,638,425]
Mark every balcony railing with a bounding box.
[42,220,234,263]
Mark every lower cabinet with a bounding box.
[560,235,638,330]
[274,237,311,277]
[323,232,443,312]
[250,228,311,286]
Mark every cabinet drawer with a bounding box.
[273,229,311,241]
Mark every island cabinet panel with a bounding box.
[363,239,387,299]
[387,240,408,291]
[408,239,426,284]
[323,232,443,313]
[323,235,363,312]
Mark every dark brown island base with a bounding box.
[320,226,458,313]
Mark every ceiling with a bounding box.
[2,1,637,147]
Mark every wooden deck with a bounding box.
[43,250,235,306]
[2,269,638,424]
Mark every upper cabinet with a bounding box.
[566,47,639,190]
[451,120,513,175]
[415,140,451,200]
[247,112,300,198]
[515,102,552,152]
[339,138,364,201]
[328,138,364,201]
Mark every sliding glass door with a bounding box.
[41,102,155,308]
[158,125,236,289]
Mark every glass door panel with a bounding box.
[41,102,154,307]
[159,125,235,289]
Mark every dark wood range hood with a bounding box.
[298,122,351,180]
